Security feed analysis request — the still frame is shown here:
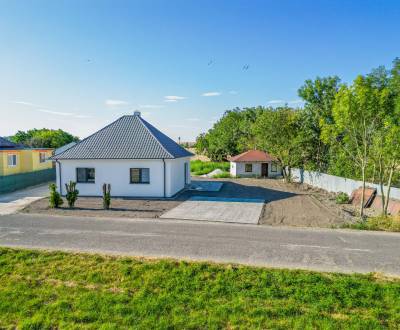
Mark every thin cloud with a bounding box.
[105,99,129,107]
[288,99,304,105]
[164,95,186,102]
[267,100,285,104]
[12,101,37,107]
[202,92,221,97]
[138,104,164,109]
[37,109,75,116]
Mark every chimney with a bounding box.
[134,110,141,117]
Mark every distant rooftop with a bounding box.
[229,150,277,162]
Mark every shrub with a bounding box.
[65,181,79,208]
[49,183,63,208]
[343,215,400,232]
[190,160,230,176]
[102,183,111,210]
[335,192,350,204]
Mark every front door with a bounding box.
[261,163,268,177]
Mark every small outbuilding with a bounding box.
[229,150,281,178]
[52,111,193,198]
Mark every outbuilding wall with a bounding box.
[230,161,282,178]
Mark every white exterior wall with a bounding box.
[292,168,400,199]
[165,157,191,197]
[57,158,189,198]
[230,161,282,178]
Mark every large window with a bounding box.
[245,163,253,172]
[271,162,278,172]
[130,168,150,184]
[7,154,17,167]
[39,152,46,163]
[76,168,95,183]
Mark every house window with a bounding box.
[245,163,253,172]
[271,163,278,172]
[76,168,95,183]
[39,152,46,163]
[7,154,17,167]
[130,168,150,184]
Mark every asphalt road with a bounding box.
[0,214,399,276]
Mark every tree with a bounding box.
[321,74,391,217]
[10,128,79,149]
[253,107,303,181]
[298,76,341,171]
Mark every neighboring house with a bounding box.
[229,150,282,178]
[0,137,53,176]
[52,111,193,198]
[54,142,77,156]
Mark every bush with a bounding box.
[102,183,111,210]
[65,181,79,208]
[190,160,230,176]
[49,183,63,208]
[344,215,400,232]
[335,192,350,204]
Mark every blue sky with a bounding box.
[1,0,399,141]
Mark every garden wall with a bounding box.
[292,168,400,200]
[0,168,55,194]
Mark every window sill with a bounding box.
[130,182,150,184]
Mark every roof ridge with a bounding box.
[53,116,127,159]
[137,116,174,159]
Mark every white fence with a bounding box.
[291,168,400,200]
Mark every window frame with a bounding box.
[130,168,150,184]
[245,163,253,173]
[7,154,17,167]
[76,168,96,183]
[39,152,46,163]
[271,162,278,173]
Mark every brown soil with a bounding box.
[22,177,355,228]
[22,197,182,219]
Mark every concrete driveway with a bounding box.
[0,184,49,215]
[161,196,265,224]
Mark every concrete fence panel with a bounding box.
[292,168,400,200]
[0,168,55,194]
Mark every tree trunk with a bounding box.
[360,164,366,218]
[378,157,386,216]
[384,165,395,216]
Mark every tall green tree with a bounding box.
[10,128,79,149]
[298,76,341,171]
[253,107,303,181]
[321,74,391,217]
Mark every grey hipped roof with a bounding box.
[52,114,193,160]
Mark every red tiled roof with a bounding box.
[229,150,277,162]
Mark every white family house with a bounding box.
[229,150,282,178]
[52,112,193,198]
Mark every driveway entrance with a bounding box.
[160,196,264,224]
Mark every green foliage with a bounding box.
[344,215,400,232]
[48,183,63,208]
[65,181,79,208]
[0,248,399,328]
[102,183,111,210]
[10,128,79,149]
[190,160,230,175]
[335,192,350,204]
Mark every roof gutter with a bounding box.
[163,159,166,198]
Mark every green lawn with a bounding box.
[190,160,230,176]
[0,248,399,329]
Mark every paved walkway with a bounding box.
[161,196,264,224]
[0,214,399,276]
[0,184,49,215]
